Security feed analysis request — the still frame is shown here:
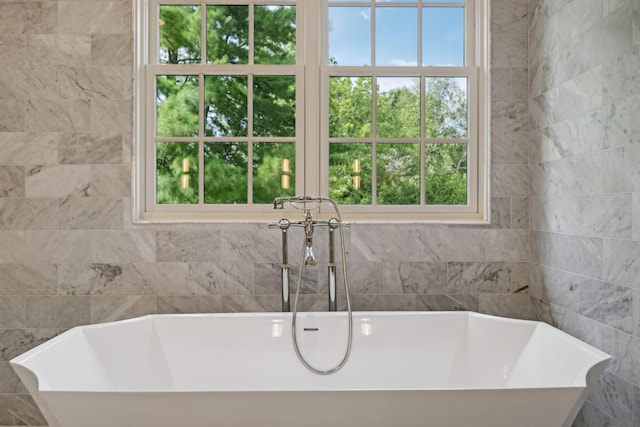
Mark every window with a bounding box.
[134,0,489,222]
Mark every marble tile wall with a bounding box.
[529,0,640,426]
[0,0,530,425]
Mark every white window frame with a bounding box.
[134,0,490,223]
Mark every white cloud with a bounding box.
[389,59,418,67]
[377,77,419,93]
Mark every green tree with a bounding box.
[157,6,468,206]
[156,5,296,205]
[328,76,468,205]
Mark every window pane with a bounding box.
[253,142,296,203]
[328,7,371,66]
[329,77,372,138]
[377,77,420,138]
[253,75,296,137]
[329,143,371,205]
[425,77,468,138]
[425,143,467,205]
[206,5,248,64]
[375,7,417,66]
[204,142,248,204]
[159,5,201,64]
[156,142,199,204]
[255,6,296,65]
[204,75,248,137]
[377,143,420,205]
[423,7,464,66]
[156,75,199,137]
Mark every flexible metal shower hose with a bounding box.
[290,198,352,375]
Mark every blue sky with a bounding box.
[328,5,464,67]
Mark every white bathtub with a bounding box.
[11,311,609,427]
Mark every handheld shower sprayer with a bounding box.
[269,195,353,375]
[303,210,316,267]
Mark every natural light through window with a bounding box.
[135,0,489,222]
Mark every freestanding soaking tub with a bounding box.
[11,311,609,427]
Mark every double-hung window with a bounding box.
[135,0,489,222]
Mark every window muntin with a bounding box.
[323,0,474,209]
[148,1,300,211]
[137,0,488,222]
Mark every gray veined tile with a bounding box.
[91,164,131,197]
[416,294,479,312]
[588,371,633,427]
[634,0,639,47]
[157,296,222,314]
[343,262,383,295]
[491,163,529,198]
[0,394,47,426]
[348,226,420,262]
[59,133,123,164]
[58,263,123,296]
[90,295,156,324]
[603,54,640,105]
[633,386,640,427]
[0,2,56,34]
[90,99,131,133]
[0,361,27,393]
[0,133,26,165]
[479,293,531,319]
[491,100,529,133]
[600,326,640,388]
[91,34,133,66]
[253,263,282,295]
[56,1,125,35]
[27,35,92,67]
[580,281,634,334]
[56,230,156,263]
[531,231,603,280]
[24,133,59,165]
[124,262,190,296]
[529,264,583,312]
[510,197,529,229]
[0,198,59,230]
[221,224,282,263]
[157,230,221,262]
[603,239,640,289]
[0,296,25,328]
[187,261,238,296]
[351,294,416,312]
[571,401,603,427]
[25,164,90,198]
[491,129,529,164]
[0,329,57,362]
[0,35,26,68]
[0,66,58,100]
[59,197,123,230]
[26,99,91,133]
[0,166,24,197]
[383,262,447,294]
[448,262,513,294]
[221,295,280,313]
[26,296,90,329]
[530,194,632,239]
[0,264,57,296]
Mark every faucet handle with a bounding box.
[268,218,291,230]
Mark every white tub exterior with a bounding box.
[11,311,610,427]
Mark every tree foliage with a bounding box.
[156,5,468,206]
